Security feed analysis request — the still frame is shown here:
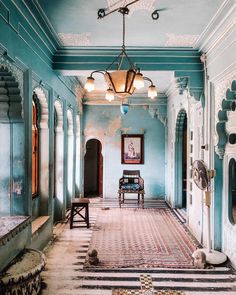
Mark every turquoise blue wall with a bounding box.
[83,105,166,198]
[0,1,78,251]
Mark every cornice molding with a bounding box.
[20,0,60,49]
[195,0,236,52]
[53,48,202,72]
[83,93,167,106]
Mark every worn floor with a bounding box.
[41,199,236,295]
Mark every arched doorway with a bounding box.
[175,110,187,209]
[84,139,103,197]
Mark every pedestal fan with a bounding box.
[192,160,227,264]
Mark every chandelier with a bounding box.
[84,5,157,103]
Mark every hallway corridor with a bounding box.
[41,200,236,295]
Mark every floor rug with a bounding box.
[84,208,197,269]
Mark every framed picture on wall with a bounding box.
[121,134,144,164]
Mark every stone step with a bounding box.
[42,271,236,282]
[41,278,235,292]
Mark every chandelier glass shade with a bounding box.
[84,6,157,102]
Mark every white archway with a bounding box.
[67,109,74,208]
[54,100,64,221]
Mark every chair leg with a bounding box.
[70,206,74,229]
[86,205,89,228]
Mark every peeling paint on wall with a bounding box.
[106,116,121,136]
[12,181,23,195]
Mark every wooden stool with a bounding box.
[70,198,90,229]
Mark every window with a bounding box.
[228,158,236,224]
[32,99,39,197]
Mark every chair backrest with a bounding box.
[123,170,140,177]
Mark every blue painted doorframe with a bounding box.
[174,109,187,208]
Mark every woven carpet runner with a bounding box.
[85,208,197,269]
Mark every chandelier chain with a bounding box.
[122,11,125,51]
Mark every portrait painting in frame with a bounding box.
[121,134,144,164]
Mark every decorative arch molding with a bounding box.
[32,86,50,215]
[33,87,49,129]
[215,80,236,159]
[174,109,188,208]
[0,55,24,97]
[54,100,63,132]
[175,109,188,141]
[0,65,23,122]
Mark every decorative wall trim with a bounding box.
[0,64,23,122]
[215,79,236,159]
[0,216,31,246]
[0,50,24,98]
[148,105,167,126]
[167,76,204,103]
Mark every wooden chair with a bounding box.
[118,170,145,208]
[70,198,90,229]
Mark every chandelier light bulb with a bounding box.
[105,88,115,102]
[148,85,157,99]
[133,72,144,90]
[84,76,95,92]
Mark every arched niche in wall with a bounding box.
[33,87,49,216]
[175,109,188,209]
[53,100,64,222]
[0,65,25,215]
[84,138,103,198]
[228,158,236,225]
[67,109,74,208]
